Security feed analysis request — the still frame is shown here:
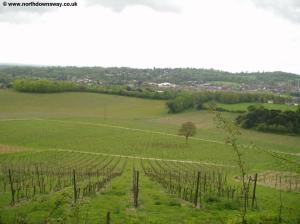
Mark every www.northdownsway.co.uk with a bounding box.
[2,1,77,7]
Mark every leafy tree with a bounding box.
[178,122,196,143]
[236,107,300,135]
[166,93,193,113]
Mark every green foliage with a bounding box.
[13,79,177,100]
[205,196,220,203]
[168,200,181,207]
[178,121,197,142]
[13,79,84,93]
[166,93,193,113]
[209,103,298,113]
[87,85,176,100]
[236,107,300,135]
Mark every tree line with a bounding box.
[12,79,177,100]
[13,79,84,93]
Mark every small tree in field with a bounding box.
[179,122,196,143]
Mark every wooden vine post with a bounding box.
[73,169,77,203]
[251,173,258,208]
[133,169,139,208]
[8,169,15,206]
[194,171,201,208]
[106,211,110,224]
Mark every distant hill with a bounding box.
[0,65,299,90]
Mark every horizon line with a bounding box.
[0,62,299,76]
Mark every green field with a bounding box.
[211,102,298,113]
[0,89,299,223]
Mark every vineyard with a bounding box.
[0,150,299,223]
[0,90,299,223]
[257,171,300,193]
[141,159,258,208]
[0,151,126,206]
[141,158,300,218]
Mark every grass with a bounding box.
[0,89,300,223]
[0,89,165,119]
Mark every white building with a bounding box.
[158,82,176,88]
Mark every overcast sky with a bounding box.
[0,0,300,74]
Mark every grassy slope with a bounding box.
[0,90,299,168]
[0,89,165,119]
[0,90,300,223]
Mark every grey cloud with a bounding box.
[250,0,300,24]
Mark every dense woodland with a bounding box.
[236,106,300,135]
